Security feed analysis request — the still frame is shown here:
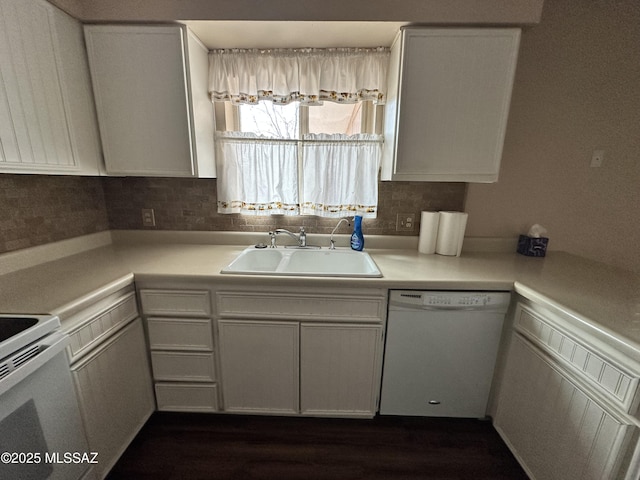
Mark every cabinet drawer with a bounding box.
[217,292,385,322]
[140,289,211,317]
[155,383,219,412]
[151,351,216,382]
[67,291,138,362]
[147,318,213,351]
[515,303,640,413]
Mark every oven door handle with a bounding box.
[0,332,69,397]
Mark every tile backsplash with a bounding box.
[0,174,109,253]
[0,174,466,254]
[102,177,466,235]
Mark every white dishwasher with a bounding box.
[380,290,511,418]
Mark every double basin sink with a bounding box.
[221,247,382,278]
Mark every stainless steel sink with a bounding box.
[221,247,382,277]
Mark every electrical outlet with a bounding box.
[396,213,415,232]
[141,208,156,227]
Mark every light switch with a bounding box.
[590,150,605,168]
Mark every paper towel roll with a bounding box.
[418,211,440,254]
[435,211,468,256]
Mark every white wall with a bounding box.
[465,0,640,272]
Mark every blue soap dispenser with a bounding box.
[350,215,364,251]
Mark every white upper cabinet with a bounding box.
[84,24,215,177]
[381,28,520,182]
[0,0,102,175]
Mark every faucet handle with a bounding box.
[299,226,307,247]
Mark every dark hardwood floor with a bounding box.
[107,413,528,480]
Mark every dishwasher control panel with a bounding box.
[424,293,491,306]
[390,290,511,310]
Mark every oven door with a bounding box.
[0,332,92,480]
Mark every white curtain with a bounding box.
[209,47,390,105]
[215,132,299,215]
[301,134,382,218]
[216,132,383,218]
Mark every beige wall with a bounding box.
[50,0,543,24]
[465,0,640,272]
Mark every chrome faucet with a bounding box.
[274,227,307,248]
[329,218,351,250]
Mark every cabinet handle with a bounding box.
[428,400,441,405]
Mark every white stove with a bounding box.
[0,314,60,367]
[0,314,92,480]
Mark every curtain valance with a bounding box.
[208,47,390,106]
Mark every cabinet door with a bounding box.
[71,318,154,479]
[300,323,382,417]
[382,28,520,182]
[84,25,195,176]
[218,320,299,414]
[494,334,635,480]
[0,0,101,175]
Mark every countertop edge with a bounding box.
[514,281,640,363]
[50,273,135,322]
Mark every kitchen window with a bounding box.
[208,47,389,218]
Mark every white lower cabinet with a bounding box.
[139,286,385,418]
[139,288,219,412]
[300,323,383,416]
[219,320,299,414]
[494,299,640,480]
[70,312,154,479]
[216,289,386,418]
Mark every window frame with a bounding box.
[214,101,384,137]
[213,100,385,218]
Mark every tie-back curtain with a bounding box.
[208,47,390,105]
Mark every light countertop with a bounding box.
[0,237,638,359]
